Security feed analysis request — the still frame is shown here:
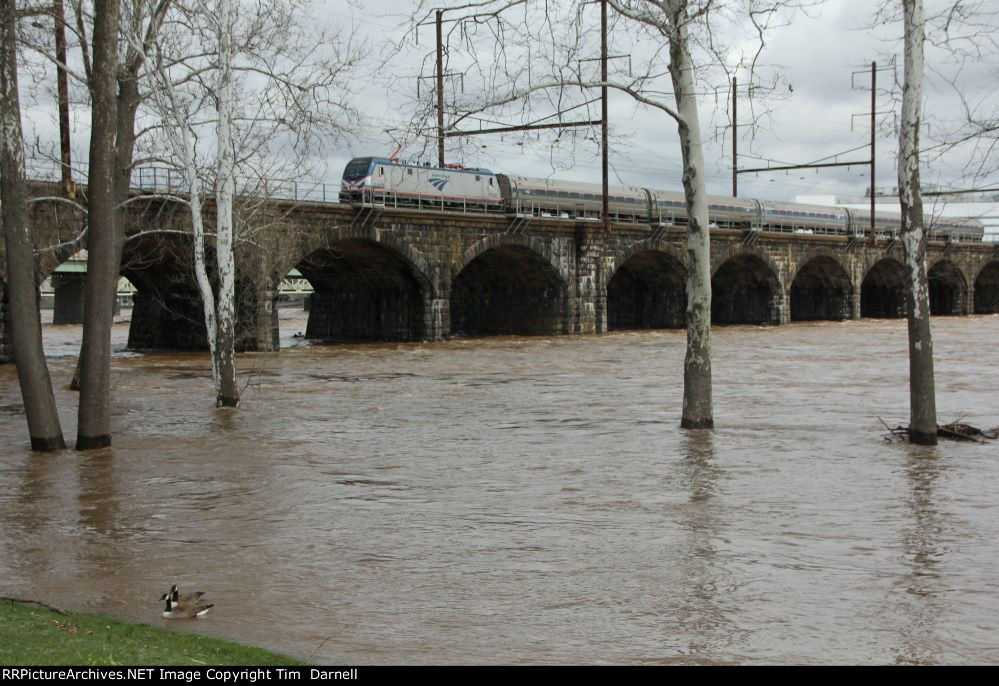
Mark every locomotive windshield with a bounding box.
[343,157,374,181]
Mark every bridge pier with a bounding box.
[248,287,279,352]
[961,288,975,316]
[427,297,449,341]
[572,227,606,334]
[849,289,862,320]
[128,287,207,350]
[51,272,86,325]
[771,290,790,325]
[0,281,10,363]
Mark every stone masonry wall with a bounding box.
[3,193,997,360]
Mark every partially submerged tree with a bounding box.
[75,0,120,450]
[12,0,360,412]
[610,0,715,428]
[13,0,173,446]
[875,0,999,444]
[1,0,66,451]
[897,0,936,445]
[125,0,362,407]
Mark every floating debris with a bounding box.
[879,417,999,443]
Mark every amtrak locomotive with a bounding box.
[340,156,985,242]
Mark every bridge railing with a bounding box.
[25,155,344,206]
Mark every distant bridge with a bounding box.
[1,175,997,362]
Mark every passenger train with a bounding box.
[340,157,985,243]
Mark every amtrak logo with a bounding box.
[428,177,449,192]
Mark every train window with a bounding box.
[379,167,384,175]
[489,178,493,186]
[476,175,481,181]
[407,169,413,175]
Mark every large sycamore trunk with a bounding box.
[899,0,937,445]
[215,0,239,407]
[669,1,713,429]
[0,0,66,451]
[76,0,121,450]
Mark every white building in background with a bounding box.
[795,188,999,242]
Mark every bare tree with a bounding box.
[897,0,936,444]
[1,0,66,451]
[609,0,715,428]
[75,0,119,450]
[126,0,362,407]
[920,1,999,187]
[14,0,173,436]
[214,0,238,406]
[869,0,999,443]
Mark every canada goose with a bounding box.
[162,596,214,619]
[159,585,207,604]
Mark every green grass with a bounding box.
[0,600,307,666]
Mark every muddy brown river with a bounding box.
[1,311,998,664]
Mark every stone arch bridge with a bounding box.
[2,187,997,360]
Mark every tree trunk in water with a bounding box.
[899,0,936,446]
[0,0,66,451]
[669,1,713,429]
[137,41,222,400]
[76,0,121,450]
[70,77,138,395]
[215,0,239,408]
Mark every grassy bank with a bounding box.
[0,599,306,666]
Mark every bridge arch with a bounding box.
[606,244,687,329]
[30,196,88,283]
[0,279,8,362]
[790,253,853,321]
[927,259,968,315]
[450,236,570,336]
[122,233,209,350]
[453,234,571,287]
[294,236,434,342]
[974,260,999,314]
[861,258,907,318]
[284,225,435,301]
[711,252,783,325]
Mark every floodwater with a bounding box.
[1,309,998,665]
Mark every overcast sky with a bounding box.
[319,0,998,205]
[21,0,998,208]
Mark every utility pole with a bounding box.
[436,9,445,166]
[869,61,876,239]
[601,0,608,229]
[54,0,75,198]
[731,76,737,197]
[733,62,890,241]
[440,0,619,225]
